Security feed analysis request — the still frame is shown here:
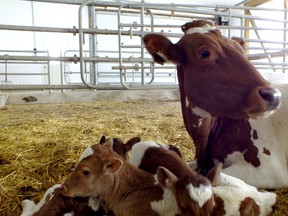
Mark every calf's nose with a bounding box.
[258,88,281,110]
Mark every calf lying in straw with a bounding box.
[20,136,140,216]
[61,139,206,216]
[20,184,105,216]
[129,141,276,216]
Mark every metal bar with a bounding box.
[0,55,79,62]
[0,50,48,53]
[112,66,176,70]
[0,84,178,90]
[24,0,288,12]
[0,55,153,63]
[0,73,49,75]
[5,60,8,82]
[140,6,145,86]
[78,1,103,88]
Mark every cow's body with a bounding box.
[143,20,285,188]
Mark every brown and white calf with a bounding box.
[143,20,286,189]
[129,141,276,215]
[20,184,105,216]
[157,164,276,216]
[60,139,197,216]
[20,136,140,216]
[129,141,215,215]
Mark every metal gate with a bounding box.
[0,0,287,90]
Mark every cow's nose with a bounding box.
[259,88,281,110]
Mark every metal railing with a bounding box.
[0,1,287,90]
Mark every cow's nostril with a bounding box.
[259,88,281,109]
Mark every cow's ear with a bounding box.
[143,34,181,65]
[231,37,245,51]
[156,166,178,189]
[206,162,222,186]
[104,158,123,174]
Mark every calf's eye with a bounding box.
[83,170,90,176]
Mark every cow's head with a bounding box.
[143,21,281,120]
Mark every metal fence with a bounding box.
[0,0,287,90]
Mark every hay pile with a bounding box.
[0,99,287,215]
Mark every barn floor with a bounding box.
[0,89,287,216]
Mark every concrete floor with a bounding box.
[1,89,181,106]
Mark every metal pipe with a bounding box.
[0,73,49,76]
[140,6,145,86]
[30,1,37,51]
[5,60,8,82]
[0,83,178,90]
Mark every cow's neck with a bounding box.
[207,117,260,166]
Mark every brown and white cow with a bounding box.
[143,20,286,188]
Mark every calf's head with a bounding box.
[143,21,281,119]
[60,140,123,198]
[156,166,216,216]
[100,135,141,159]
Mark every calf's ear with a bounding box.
[143,34,181,65]
[124,137,141,152]
[156,166,178,189]
[104,158,123,174]
[100,136,106,144]
[206,162,222,186]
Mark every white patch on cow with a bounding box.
[213,172,276,216]
[20,184,61,216]
[20,200,36,216]
[187,184,213,207]
[185,25,216,35]
[88,197,101,211]
[187,160,198,170]
[161,144,171,151]
[151,188,180,216]
[185,96,211,127]
[63,212,74,216]
[191,106,211,118]
[129,141,159,167]
[185,97,190,108]
[63,213,74,216]
[156,51,170,63]
[78,147,94,164]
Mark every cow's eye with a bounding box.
[83,170,90,176]
[199,48,210,59]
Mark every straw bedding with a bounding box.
[0,99,287,215]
